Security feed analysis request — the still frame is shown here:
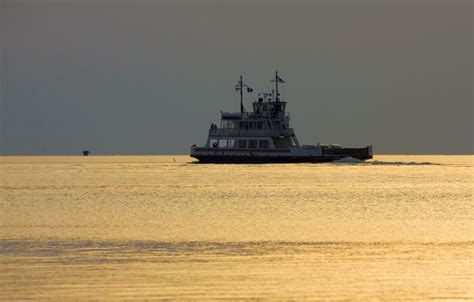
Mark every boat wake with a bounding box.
[331,157,437,166]
[369,160,437,166]
[332,157,362,164]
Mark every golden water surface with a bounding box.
[0,155,472,300]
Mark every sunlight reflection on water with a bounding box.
[0,155,472,299]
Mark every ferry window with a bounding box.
[210,139,218,147]
[248,140,257,149]
[257,122,262,129]
[259,140,269,149]
[239,121,244,129]
[219,140,227,148]
[238,140,247,148]
[229,139,236,148]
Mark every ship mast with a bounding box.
[271,71,284,102]
[235,75,247,113]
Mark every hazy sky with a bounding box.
[1,0,472,155]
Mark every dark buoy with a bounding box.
[82,150,90,156]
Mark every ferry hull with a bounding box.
[190,147,372,164]
[192,155,372,164]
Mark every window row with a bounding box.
[237,139,269,149]
[238,121,264,129]
[210,139,270,149]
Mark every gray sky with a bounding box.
[1,0,472,155]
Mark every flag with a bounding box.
[271,77,285,83]
[247,87,253,92]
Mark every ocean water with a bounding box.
[0,155,472,300]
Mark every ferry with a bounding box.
[190,72,372,163]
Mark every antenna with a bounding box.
[270,71,285,102]
[235,75,247,113]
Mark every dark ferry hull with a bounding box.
[190,146,372,164]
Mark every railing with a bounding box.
[221,112,290,120]
[208,128,294,137]
[261,112,290,120]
